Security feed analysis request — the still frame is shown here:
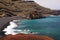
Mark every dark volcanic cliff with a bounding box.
[0,0,53,19]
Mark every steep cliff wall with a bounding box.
[0,0,53,19]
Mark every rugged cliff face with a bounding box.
[0,0,53,19]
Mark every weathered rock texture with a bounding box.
[0,0,53,19]
[1,34,53,40]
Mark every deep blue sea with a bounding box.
[14,16,60,40]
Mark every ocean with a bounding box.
[3,15,60,40]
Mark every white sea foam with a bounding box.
[50,15,55,16]
[3,20,31,35]
[50,14,60,16]
[3,20,18,35]
[13,20,20,22]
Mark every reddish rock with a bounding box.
[2,34,53,40]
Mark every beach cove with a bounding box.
[3,15,60,40]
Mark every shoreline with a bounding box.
[0,16,26,37]
[0,15,59,36]
[0,15,60,39]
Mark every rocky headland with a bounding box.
[0,34,53,40]
[0,0,54,19]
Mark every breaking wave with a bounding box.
[3,20,36,35]
[3,20,18,35]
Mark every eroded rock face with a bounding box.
[0,0,53,19]
[2,34,53,40]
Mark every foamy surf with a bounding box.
[3,20,18,35]
[50,15,60,16]
[13,29,30,34]
[3,19,39,35]
[50,15,55,16]
[3,20,31,35]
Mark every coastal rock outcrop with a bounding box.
[0,0,53,19]
[1,34,53,40]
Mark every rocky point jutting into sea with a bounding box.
[0,0,58,40]
[0,34,53,40]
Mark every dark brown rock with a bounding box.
[0,0,53,18]
[2,34,53,40]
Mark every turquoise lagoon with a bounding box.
[14,16,60,40]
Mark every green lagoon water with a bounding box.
[14,16,60,40]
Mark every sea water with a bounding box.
[3,16,60,40]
